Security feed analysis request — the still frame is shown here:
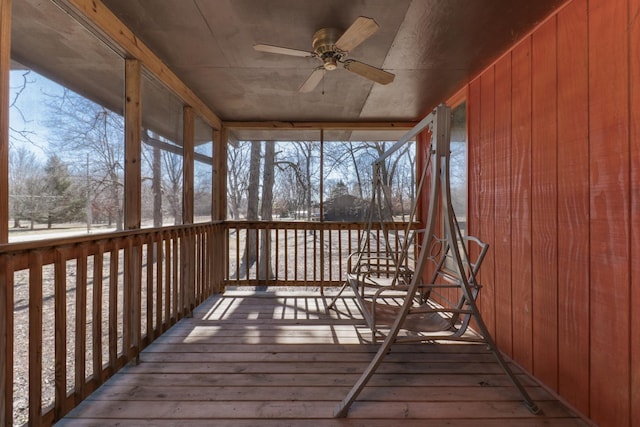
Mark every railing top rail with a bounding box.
[0,221,224,255]
[224,220,419,230]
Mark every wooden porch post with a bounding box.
[124,59,142,229]
[0,1,11,424]
[124,59,142,360]
[212,127,228,293]
[182,106,195,312]
[183,106,194,225]
[0,0,10,244]
[212,127,228,221]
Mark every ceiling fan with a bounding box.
[254,16,395,93]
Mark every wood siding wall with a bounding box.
[465,0,639,425]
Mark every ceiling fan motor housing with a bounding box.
[312,27,343,70]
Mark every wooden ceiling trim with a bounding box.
[223,121,417,130]
[55,0,222,130]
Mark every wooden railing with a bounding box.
[225,221,415,291]
[0,222,224,426]
[0,219,414,426]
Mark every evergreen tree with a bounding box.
[43,154,85,227]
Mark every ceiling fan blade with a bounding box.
[335,16,379,52]
[343,59,395,85]
[254,44,314,58]
[299,68,325,92]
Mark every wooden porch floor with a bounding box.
[58,290,588,426]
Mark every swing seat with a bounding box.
[347,251,413,291]
[367,235,489,342]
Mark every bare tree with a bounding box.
[259,141,275,280]
[9,147,44,229]
[227,141,251,219]
[45,89,125,230]
[320,140,417,220]
[162,150,183,225]
[275,141,320,220]
[8,70,40,148]
[152,146,163,226]
[236,141,261,277]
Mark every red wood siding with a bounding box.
[492,53,513,357]
[531,17,559,391]
[631,0,640,424]
[479,70,496,338]
[588,0,629,425]
[556,0,590,415]
[509,36,534,373]
[463,0,637,424]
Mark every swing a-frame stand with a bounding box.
[330,104,542,418]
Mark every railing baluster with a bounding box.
[274,228,279,282]
[164,235,171,330]
[92,243,104,385]
[325,228,330,287]
[234,226,239,286]
[108,241,119,373]
[198,229,202,302]
[156,232,163,337]
[206,228,211,296]
[294,228,299,282]
[337,228,342,282]
[242,228,248,282]
[195,229,201,301]
[0,256,13,426]
[75,246,88,402]
[172,232,179,321]
[134,237,143,359]
[254,225,260,282]
[313,228,317,284]
[28,251,43,426]
[53,249,67,419]
[122,238,131,360]
[304,226,308,285]
[284,228,288,282]
[146,235,154,343]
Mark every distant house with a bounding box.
[323,194,367,221]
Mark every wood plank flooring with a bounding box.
[57,290,589,426]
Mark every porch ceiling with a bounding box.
[12,0,566,141]
[99,0,565,122]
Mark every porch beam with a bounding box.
[141,136,212,165]
[55,0,222,130]
[222,121,417,130]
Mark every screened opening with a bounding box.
[9,0,125,243]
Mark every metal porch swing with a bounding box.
[328,104,542,418]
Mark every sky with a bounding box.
[9,69,65,159]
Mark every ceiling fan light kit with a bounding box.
[254,16,395,92]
